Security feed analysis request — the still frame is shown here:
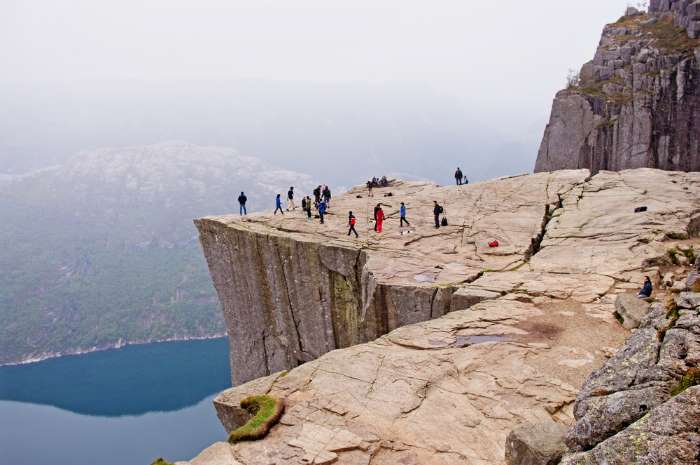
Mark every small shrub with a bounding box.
[150,459,173,465]
[658,297,681,342]
[228,395,285,443]
[667,248,680,266]
[681,246,696,264]
[670,368,700,396]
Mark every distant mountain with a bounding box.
[0,142,314,364]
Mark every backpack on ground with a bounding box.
[441,217,448,227]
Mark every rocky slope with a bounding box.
[185,168,700,465]
[0,142,312,365]
[535,3,700,173]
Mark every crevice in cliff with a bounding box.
[275,244,306,364]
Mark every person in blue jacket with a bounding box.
[400,202,410,227]
[638,276,652,298]
[274,194,284,215]
[318,200,327,224]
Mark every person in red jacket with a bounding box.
[375,204,385,233]
[347,211,358,237]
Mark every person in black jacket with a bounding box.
[238,192,247,215]
[287,186,296,210]
[455,168,463,185]
[433,201,443,228]
[638,276,653,298]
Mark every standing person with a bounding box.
[367,180,374,197]
[433,201,443,228]
[455,167,464,185]
[305,196,313,221]
[313,185,322,206]
[301,196,307,212]
[323,186,331,205]
[287,186,296,210]
[373,204,381,231]
[399,202,410,227]
[375,205,385,233]
[238,192,248,216]
[347,211,359,237]
[318,199,327,224]
[274,194,284,215]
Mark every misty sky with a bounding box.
[2,0,635,183]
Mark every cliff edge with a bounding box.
[185,168,700,465]
[535,2,700,173]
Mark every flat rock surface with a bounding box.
[188,169,700,465]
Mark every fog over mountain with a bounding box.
[0,142,313,364]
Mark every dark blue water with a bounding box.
[0,338,231,465]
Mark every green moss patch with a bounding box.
[642,17,700,55]
[671,368,700,396]
[228,395,285,443]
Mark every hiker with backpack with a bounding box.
[400,202,410,227]
[455,168,464,185]
[347,211,359,237]
[375,204,385,233]
[287,187,296,211]
[274,194,284,215]
[433,201,444,228]
[238,192,247,216]
[318,199,327,224]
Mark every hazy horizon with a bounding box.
[2,0,636,184]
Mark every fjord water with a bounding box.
[0,338,231,465]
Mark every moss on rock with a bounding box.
[228,395,285,443]
[150,459,173,465]
[670,368,700,396]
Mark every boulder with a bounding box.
[560,387,700,465]
[687,272,700,292]
[662,272,675,288]
[677,292,700,310]
[614,293,650,329]
[505,422,568,465]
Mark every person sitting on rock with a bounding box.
[347,211,358,238]
[638,276,652,299]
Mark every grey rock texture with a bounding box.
[559,387,700,465]
[535,6,700,173]
[505,422,568,465]
[565,293,700,452]
[614,293,650,329]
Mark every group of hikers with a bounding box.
[236,169,465,237]
[366,176,389,197]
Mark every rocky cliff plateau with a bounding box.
[186,168,700,465]
[535,2,700,173]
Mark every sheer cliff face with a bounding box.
[195,172,591,385]
[535,5,700,173]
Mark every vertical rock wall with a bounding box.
[535,6,700,173]
[195,219,456,385]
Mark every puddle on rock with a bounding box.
[454,335,509,348]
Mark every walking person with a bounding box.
[373,203,381,231]
[274,194,284,215]
[313,185,322,205]
[323,186,331,205]
[347,211,359,238]
[433,201,444,228]
[287,186,296,210]
[238,191,248,216]
[455,167,464,185]
[375,204,385,233]
[400,202,410,227]
[318,199,327,224]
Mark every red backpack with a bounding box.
[489,240,499,248]
[350,217,356,226]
